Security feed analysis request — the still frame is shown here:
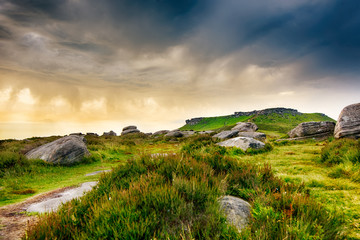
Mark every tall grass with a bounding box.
[25,136,346,239]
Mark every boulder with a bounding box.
[232,122,258,132]
[69,132,84,136]
[238,132,266,142]
[288,121,335,139]
[165,131,184,138]
[123,125,137,131]
[26,136,90,165]
[198,130,214,135]
[219,196,251,231]
[103,131,117,136]
[121,129,140,135]
[153,130,170,136]
[213,130,239,140]
[334,103,360,139]
[217,137,265,151]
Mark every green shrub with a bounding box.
[0,151,30,177]
[321,139,360,165]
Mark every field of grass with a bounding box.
[1,133,359,239]
[180,112,335,136]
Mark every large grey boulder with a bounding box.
[122,125,137,131]
[121,129,140,135]
[288,121,335,139]
[153,130,170,136]
[165,131,184,138]
[217,137,265,151]
[213,130,240,140]
[181,131,196,137]
[232,122,258,132]
[103,130,117,136]
[26,136,90,165]
[238,132,266,142]
[219,196,251,231]
[334,103,360,139]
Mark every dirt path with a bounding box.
[0,186,75,240]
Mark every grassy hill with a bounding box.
[180,108,335,136]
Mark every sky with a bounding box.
[0,0,360,139]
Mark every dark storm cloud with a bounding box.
[0,25,11,39]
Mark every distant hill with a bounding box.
[179,108,335,135]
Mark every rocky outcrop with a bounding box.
[122,126,137,131]
[288,121,335,139]
[165,131,184,138]
[198,130,214,135]
[238,132,266,142]
[121,126,140,135]
[103,131,117,136]
[181,131,196,137]
[213,130,239,140]
[217,137,265,151]
[26,136,90,165]
[153,130,170,136]
[334,103,360,139]
[219,196,251,231]
[185,108,301,126]
[232,122,258,132]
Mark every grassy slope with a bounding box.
[180,112,335,136]
[179,115,252,131]
[237,142,360,239]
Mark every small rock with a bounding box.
[198,130,214,135]
[232,122,258,132]
[213,130,239,140]
[334,103,360,139]
[69,133,84,136]
[217,137,265,151]
[26,136,90,165]
[86,133,99,137]
[219,195,251,232]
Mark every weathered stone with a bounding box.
[122,125,137,131]
[238,132,266,142]
[121,129,140,135]
[288,121,335,139]
[334,103,360,139]
[219,195,251,231]
[213,130,239,140]
[153,130,170,136]
[26,136,90,165]
[232,122,258,132]
[217,137,265,151]
[165,131,184,138]
[103,131,117,136]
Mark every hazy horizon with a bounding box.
[1,0,359,140]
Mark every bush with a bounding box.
[0,151,30,177]
[321,139,360,165]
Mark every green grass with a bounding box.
[24,136,346,239]
[179,115,252,131]
[180,112,335,136]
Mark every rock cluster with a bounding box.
[103,130,117,136]
[334,103,360,139]
[121,126,140,135]
[26,135,90,165]
[153,130,170,136]
[288,121,335,139]
[213,130,240,140]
